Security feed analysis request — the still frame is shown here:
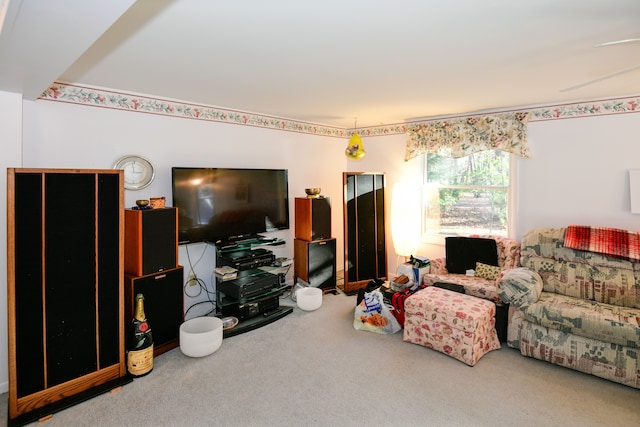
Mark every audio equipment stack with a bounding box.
[215,237,292,337]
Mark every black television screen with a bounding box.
[171,167,290,244]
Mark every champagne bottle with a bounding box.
[127,293,154,377]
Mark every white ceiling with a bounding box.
[2,0,640,128]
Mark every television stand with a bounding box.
[222,305,293,338]
[215,244,292,336]
[216,236,286,250]
[232,234,265,244]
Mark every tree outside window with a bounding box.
[422,150,509,237]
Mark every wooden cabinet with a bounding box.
[7,169,130,426]
[124,208,178,276]
[124,207,182,357]
[343,172,387,294]
[294,197,331,241]
[294,238,336,289]
[293,196,336,291]
[125,267,184,357]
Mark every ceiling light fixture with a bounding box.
[345,118,365,160]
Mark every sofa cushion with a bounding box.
[445,237,498,274]
[522,255,595,300]
[520,321,640,388]
[472,234,521,269]
[405,286,497,332]
[423,273,502,303]
[522,254,640,309]
[521,292,640,349]
[475,262,501,280]
[497,267,543,307]
[521,227,636,273]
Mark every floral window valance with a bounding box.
[405,112,531,160]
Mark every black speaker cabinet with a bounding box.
[295,197,331,241]
[125,267,184,357]
[343,172,387,294]
[7,168,130,426]
[294,238,336,289]
[125,208,178,276]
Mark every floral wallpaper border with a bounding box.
[40,82,348,138]
[358,96,640,137]
[39,82,640,138]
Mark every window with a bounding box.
[422,150,511,238]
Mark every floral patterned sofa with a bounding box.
[498,227,640,389]
[422,235,522,304]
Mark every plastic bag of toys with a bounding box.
[353,289,401,334]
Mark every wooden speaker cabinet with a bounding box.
[124,207,178,276]
[125,267,184,357]
[294,197,331,241]
[294,238,336,290]
[7,168,130,426]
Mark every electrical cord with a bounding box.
[277,264,295,299]
[183,243,216,315]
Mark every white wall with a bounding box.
[20,99,350,317]
[345,134,422,276]
[517,113,640,238]
[2,96,640,392]
[0,91,24,394]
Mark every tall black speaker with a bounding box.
[7,168,130,426]
[343,172,387,294]
[125,208,178,276]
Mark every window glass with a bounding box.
[422,150,509,237]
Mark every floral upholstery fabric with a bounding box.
[423,273,502,303]
[428,257,448,275]
[403,287,501,366]
[521,292,640,349]
[509,227,640,389]
[520,227,640,309]
[422,235,521,304]
[506,304,524,348]
[472,234,521,270]
[520,322,640,388]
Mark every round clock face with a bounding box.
[113,155,155,190]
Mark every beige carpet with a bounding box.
[2,290,640,426]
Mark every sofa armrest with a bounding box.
[497,267,543,307]
[429,257,448,274]
[470,234,521,269]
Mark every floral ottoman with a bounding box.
[403,286,501,366]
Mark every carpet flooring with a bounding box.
[2,290,640,426]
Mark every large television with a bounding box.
[171,167,290,244]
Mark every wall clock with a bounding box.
[113,155,155,190]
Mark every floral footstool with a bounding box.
[403,286,501,366]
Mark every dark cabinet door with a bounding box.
[343,172,387,293]
[294,238,336,289]
[125,267,184,357]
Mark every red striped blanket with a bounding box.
[564,225,640,262]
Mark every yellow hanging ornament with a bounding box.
[345,132,365,160]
